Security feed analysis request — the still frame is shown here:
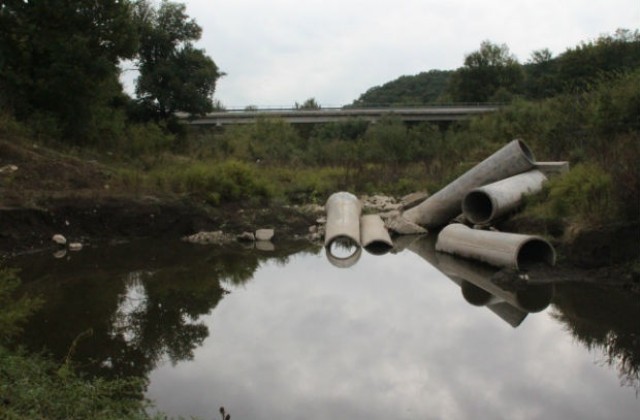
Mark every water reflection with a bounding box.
[9,237,640,418]
[325,237,362,268]
[405,234,553,327]
[14,239,320,379]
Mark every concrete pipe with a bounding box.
[435,224,556,270]
[325,192,362,267]
[462,169,548,225]
[360,214,393,255]
[403,139,536,228]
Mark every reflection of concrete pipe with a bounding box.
[462,170,547,225]
[403,139,536,228]
[324,192,362,248]
[325,244,362,269]
[436,224,555,270]
[360,214,393,255]
[405,236,539,327]
[436,252,553,313]
[486,302,528,328]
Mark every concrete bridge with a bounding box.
[183,105,501,126]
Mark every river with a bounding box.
[10,236,640,419]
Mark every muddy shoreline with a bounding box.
[2,195,638,294]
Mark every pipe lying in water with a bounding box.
[324,192,362,248]
[405,235,551,327]
[436,252,554,314]
[462,169,547,225]
[435,224,556,270]
[360,214,393,255]
[403,139,536,228]
[324,192,362,267]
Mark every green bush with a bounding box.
[540,163,618,225]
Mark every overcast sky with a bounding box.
[176,0,638,108]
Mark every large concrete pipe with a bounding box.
[324,192,362,267]
[403,139,536,228]
[360,214,393,255]
[405,235,537,327]
[435,224,556,270]
[462,169,548,225]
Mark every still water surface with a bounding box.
[11,237,640,419]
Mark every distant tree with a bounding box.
[134,0,223,121]
[525,48,560,98]
[294,98,321,110]
[555,29,640,93]
[447,41,524,102]
[0,0,138,142]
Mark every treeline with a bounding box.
[0,0,221,148]
[353,29,640,106]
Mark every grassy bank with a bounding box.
[0,267,161,419]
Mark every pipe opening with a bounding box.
[462,191,494,224]
[461,281,493,306]
[516,139,536,164]
[364,241,393,256]
[326,236,360,260]
[516,284,554,313]
[516,239,556,270]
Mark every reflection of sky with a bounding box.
[146,250,639,420]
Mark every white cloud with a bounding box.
[139,0,640,108]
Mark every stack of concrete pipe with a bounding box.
[324,192,393,267]
[323,139,564,271]
[402,139,562,270]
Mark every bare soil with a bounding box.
[0,139,317,257]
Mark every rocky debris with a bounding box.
[399,191,429,210]
[255,228,275,241]
[182,230,233,245]
[361,195,401,212]
[382,211,428,235]
[237,231,255,242]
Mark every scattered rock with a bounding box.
[68,242,83,251]
[362,195,401,212]
[237,231,255,242]
[400,191,429,210]
[52,234,67,245]
[182,230,233,245]
[255,228,275,241]
[385,211,428,235]
[0,164,18,174]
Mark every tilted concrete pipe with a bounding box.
[403,139,536,228]
[435,224,555,270]
[360,214,393,255]
[462,169,548,225]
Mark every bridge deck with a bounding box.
[184,105,501,125]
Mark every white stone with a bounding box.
[68,242,83,251]
[255,228,274,241]
[52,234,67,245]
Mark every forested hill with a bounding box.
[351,29,640,107]
[350,70,453,107]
